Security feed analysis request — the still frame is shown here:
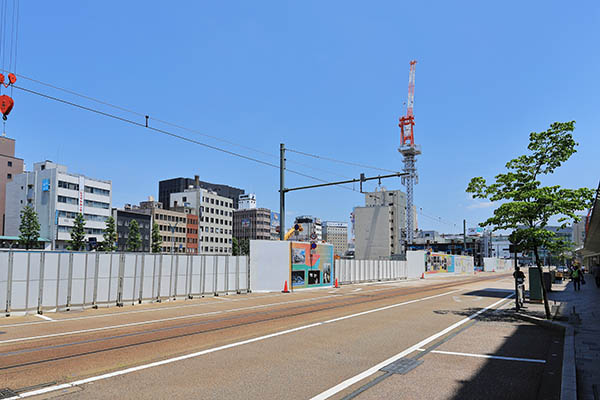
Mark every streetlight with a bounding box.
[168,221,179,255]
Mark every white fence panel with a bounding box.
[216,256,227,293]
[174,255,188,298]
[10,252,29,311]
[204,256,216,294]
[0,252,8,312]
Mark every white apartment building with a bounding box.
[354,188,415,259]
[170,187,233,254]
[238,193,257,210]
[5,161,112,250]
[323,221,348,256]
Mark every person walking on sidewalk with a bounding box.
[572,264,582,291]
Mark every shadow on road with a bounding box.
[431,308,564,400]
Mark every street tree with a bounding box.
[127,220,142,252]
[467,121,594,318]
[151,222,162,253]
[233,238,249,256]
[102,216,117,251]
[69,213,87,251]
[18,205,40,250]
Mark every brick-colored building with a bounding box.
[186,213,199,253]
[0,135,24,235]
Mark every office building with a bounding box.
[113,206,152,252]
[323,221,348,256]
[159,175,244,210]
[354,188,413,259]
[138,200,188,253]
[233,207,272,241]
[238,193,257,210]
[0,135,24,235]
[5,161,111,250]
[170,188,233,254]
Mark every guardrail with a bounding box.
[0,251,249,316]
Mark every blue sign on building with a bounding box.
[42,179,50,192]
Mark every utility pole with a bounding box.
[280,143,285,240]
[463,219,467,256]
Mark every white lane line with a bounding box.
[309,293,514,400]
[352,288,362,292]
[6,289,462,400]
[1,286,453,345]
[34,314,54,322]
[415,348,546,363]
[211,296,232,301]
[0,283,431,329]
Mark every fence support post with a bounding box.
[37,252,45,314]
[5,251,14,316]
[93,253,99,308]
[213,256,219,296]
[139,255,145,304]
[66,253,74,310]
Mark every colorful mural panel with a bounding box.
[291,242,333,288]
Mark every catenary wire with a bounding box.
[286,147,398,173]
[13,85,459,230]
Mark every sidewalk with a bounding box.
[549,273,600,400]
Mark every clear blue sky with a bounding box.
[5,1,599,234]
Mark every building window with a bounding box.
[7,161,12,167]
[7,173,11,179]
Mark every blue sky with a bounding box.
[4,1,599,234]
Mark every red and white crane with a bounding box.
[398,60,421,249]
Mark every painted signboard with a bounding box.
[291,241,333,288]
[425,252,474,274]
[241,219,251,228]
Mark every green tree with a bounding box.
[18,205,40,250]
[233,238,249,256]
[467,121,594,318]
[151,222,162,253]
[69,213,87,251]
[127,219,142,252]
[101,216,117,251]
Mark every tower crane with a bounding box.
[398,60,421,251]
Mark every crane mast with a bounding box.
[398,60,421,252]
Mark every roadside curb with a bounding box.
[513,308,576,400]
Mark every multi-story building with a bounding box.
[233,207,272,241]
[186,213,199,253]
[170,188,233,254]
[113,206,152,252]
[572,215,588,249]
[354,188,411,259]
[5,161,111,250]
[323,221,348,257]
[159,175,244,210]
[238,193,256,210]
[138,200,187,253]
[293,215,322,241]
[0,135,24,235]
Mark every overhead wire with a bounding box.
[286,147,399,173]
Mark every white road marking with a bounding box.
[352,288,362,292]
[34,314,54,322]
[211,296,232,301]
[0,282,443,330]
[5,289,462,399]
[0,286,459,345]
[309,293,514,400]
[452,296,462,303]
[416,348,546,363]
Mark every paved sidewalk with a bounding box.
[550,273,600,400]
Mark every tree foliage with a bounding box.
[69,213,87,251]
[467,121,594,318]
[101,216,117,252]
[18,205,40,250]
[151,222,162,253]
[127,219,142,252]
[232,238,249,256]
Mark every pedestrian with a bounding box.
[572,264,581,291]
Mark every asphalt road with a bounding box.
[0,273,562,399]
